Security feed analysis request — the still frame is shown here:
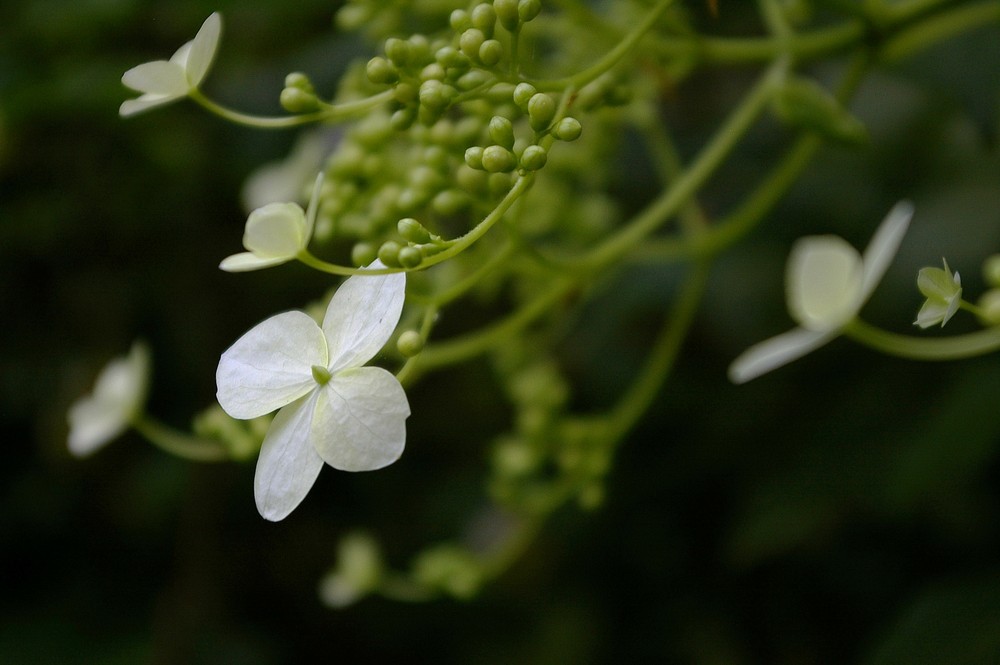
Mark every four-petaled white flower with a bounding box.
[216,261,409,521]
[119,12,221,117]
[220,173,322,272]
[728,201,913,383]
[914,258,962,328]
[68,341,150,456]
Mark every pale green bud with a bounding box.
[482,145,516,172]
[552,116,582,141]
[983,254,1000,288]
[396,330,425,357]
[527,92,555,131]
[488,116,515,149]
[519,144,547,171]
[478,39,504,67]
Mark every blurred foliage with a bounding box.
[2,0,1000,663]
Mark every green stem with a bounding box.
[551,57,788,270]
[133,416,228,462]
[535,0,679,90]
[415,278,576,371]
[879,1,1000,63]
[297,176,535,277]
[189,89,395,129]
[605,260,711,442]
[844,319,1000,360]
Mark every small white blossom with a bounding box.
[914,258,962,328]
[729,201,913,383]
[220,174,322,272]
[68,342,150,456]
[216,261,409,521]
[119,12,221,117]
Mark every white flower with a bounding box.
[220,173,322,272]
[119,12,222,117]
[216,261,409,521]
[241,132,328,212]
[729,201,913,384]
[914,258,962,328]
[68,341,150,456]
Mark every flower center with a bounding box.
[311,365,332,385]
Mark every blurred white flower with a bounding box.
[119,12,221,117]
[220,174,323,272]
[216,261,409,521]
[68,341,150,456]
[914,258,962,328]
[729,201,913,383]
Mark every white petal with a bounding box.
[254,394,324,521]
[324,261,406,371]
[728,327,834,384]
[121,60,188,95]
[219,252,291,272]
[119,94,178,117]
[216,311,327,419]
[861,200,913,297]
[786,235,863,330]
[914,299,950,329]
[312,367,410,471]
[184,12,222,87]
[67,342,150,456]
[242,202,307,258]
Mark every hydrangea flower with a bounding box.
[216,261,409,521]
[68,342,150,456]
[220,173,322,272]
[914,258,962,328]
[119,12,221,117]
[728,201,913,383]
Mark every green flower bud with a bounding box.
[366,56,398,85]
[494,0,520,31]
[407,34,432,64]
[773,76,867,144]
[284,72,315,94]
[552,116,582,141]
[390,107,416,131]
[392,82,418,104]
[983,254,1000,287]
[518,0,542,22]
[418,104,444,126]
[420,63,446,81]
[280,87,319,113]
[396,187,427,214]
[423,145,449,170]
[457,165,489,194]
[450,9,472,31]
[397,245,423,269]
[351,242,378,267]
[488,116,515,149]
[482,145,516,172]
[471,3,497,36]
[527,92,556,131]
[488,172,514,197]
[459,28,486,60]
[512,82,537,110]
[419,79,450,110]
[978,289,1000,325]
[431,189,468,216]
[457,69,490,91]
[397,217,432,243]
[478,39,504,67]
[464,146,485,170]
[377,241,403,267]
[519,144,547,171]
[384,37,411,67]
[396,330,425,357]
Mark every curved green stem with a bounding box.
[605,260,711,442]
[133,415,229,462]
[415,278,576,372]
[297,176,535,277]
[844,319,1000,360]
[189,89,395,129]
[548,57,788,271]
[535,0,679,90]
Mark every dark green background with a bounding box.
[3,1,1000,662]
